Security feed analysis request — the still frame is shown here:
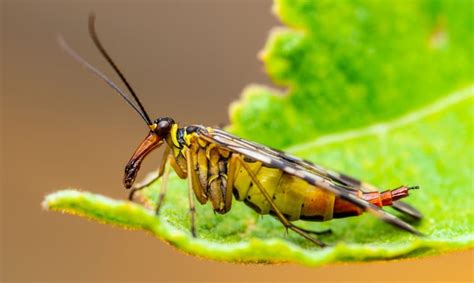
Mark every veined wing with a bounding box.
[196,127,422,236]
[211,129,357,190]
[208,128,423,221]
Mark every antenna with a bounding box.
[88,13,153,125]
[57,15,154,126]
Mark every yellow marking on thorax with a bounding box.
[170,124,180,147]
[166,123,183,157]
[184,130,193,146]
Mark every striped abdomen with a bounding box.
[232,160,412,221]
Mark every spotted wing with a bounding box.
[197,127,422,236]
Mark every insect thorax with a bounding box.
[165,124,233,214]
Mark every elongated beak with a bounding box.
[124,132,163,189]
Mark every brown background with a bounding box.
[2,1,473,282]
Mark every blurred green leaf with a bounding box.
[44,0,473,265]
[230,0,473,148]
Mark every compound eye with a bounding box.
[158,120,170,129]
[155,120,171,136]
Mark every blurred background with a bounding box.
[2,0,473,282]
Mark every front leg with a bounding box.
[185,148,197,237]
[155,155,172,215]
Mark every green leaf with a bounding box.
[230,0,474,148]
[43,86,474,265]
[43,0,474,265]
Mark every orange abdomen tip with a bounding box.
[333,186,415,219]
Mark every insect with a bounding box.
[59,14,423,247]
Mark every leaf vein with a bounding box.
[288,85,474,153]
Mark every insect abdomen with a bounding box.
[233,161,336,221]
[231,159,415,222]
[332,186,414,218]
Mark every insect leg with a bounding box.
[185,149,197,237]
[297,227,332,235]
[155,155,172,215]
[128,146,171,201]
[235,155,326,247]
[188,144,208,205]
[223,155,238,212]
